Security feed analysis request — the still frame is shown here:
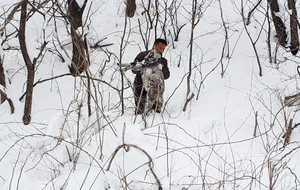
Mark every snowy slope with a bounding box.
[1,0,300,189]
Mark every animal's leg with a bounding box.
[145,88,157,114]
[155,93,163,112]
[134,86,147,115]
[154,83,164,112]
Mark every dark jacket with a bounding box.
[132,50,170,88]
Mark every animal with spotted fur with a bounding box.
[122,50,165,114]
[130,39,170,115]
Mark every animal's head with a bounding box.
[144,50,161,65]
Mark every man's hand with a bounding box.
[158,63,163,70]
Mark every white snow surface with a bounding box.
[0,0,300,189]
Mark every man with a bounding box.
[132,38,170,115]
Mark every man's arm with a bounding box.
[160,57,170,79]
[132,51,148,74]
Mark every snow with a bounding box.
[76,0,86,8]
[1,0,300,189]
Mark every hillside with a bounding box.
[1,0,300,189]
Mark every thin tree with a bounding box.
[267,0,287,47]
[19,0,35,125]
[67,0,89,75]
[241,0,263,76]
[19,0,47,125]
[0,55,14,114]
[126,0,136,18]
[183,0,201,111]
[0,56,5,103]
[288,0,298,55]
[167,0,187,48]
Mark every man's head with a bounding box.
[153,38,167,55]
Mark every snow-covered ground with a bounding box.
[1,0,300,189]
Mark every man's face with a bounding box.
[154,42,166,55]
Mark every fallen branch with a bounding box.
[107,143,162,190]
[90,37,114,49]
[19,73,120,101]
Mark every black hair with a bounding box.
[154,38,168,46]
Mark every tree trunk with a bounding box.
[183,0,197,112]
[67,0,89,75]
[0,89,15,114]
[267,0,287,47]
[288,0,299,55]
[0,57,6,103]
[0,57,13,114]
[126,0,136,18]
[19,0,35,125]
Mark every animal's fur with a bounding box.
[121,50,165,113]
[142,63,164,114]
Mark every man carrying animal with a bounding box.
[132,38,170,115]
